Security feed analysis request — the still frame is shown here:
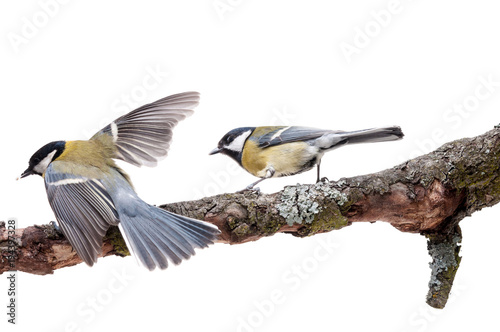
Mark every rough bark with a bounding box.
[2,126,500,309]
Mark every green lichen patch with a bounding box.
[251,206,283,235]
[232,223,250,238]
[295,200,349,237]
[224,198,286,241]
[104,226,130,257]
[444,134,500,213]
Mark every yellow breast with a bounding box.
[241,140,315,178]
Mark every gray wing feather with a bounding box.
[258,126,403,150]
[92,91,200,167]
[258,126,338,148]
[45,163,119,266]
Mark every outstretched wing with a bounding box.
[257,126,338,148]
[44,162,119,266]
[91,91,200,167]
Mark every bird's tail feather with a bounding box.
[340,126,404,145]
[118,202,220,271]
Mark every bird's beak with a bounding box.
[18,168,34,180]
[209,147,222,155]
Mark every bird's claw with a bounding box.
[50,221,63,234]
[317,177,330,183]
[236,186,261,195]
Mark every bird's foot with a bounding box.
[35,221,64,239]
[49,221,63,235]
[317,177,330,183]
[236,186,261,195]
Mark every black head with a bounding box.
[20,141,66,178]
[209,127,255,163]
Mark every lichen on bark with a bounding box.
[2,126,500,310]
[425,226,462,309]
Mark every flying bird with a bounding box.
[19,91,220,270]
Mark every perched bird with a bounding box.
[210,125,404,189]
[19,92,220,270]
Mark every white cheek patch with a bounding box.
[226,130,252,152]
[33,150,57,175]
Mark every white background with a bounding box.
[1,1,500,331]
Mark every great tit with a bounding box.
[210,125,404,189]
[19,91,220,271]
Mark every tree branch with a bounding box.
[2,126,500,309]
